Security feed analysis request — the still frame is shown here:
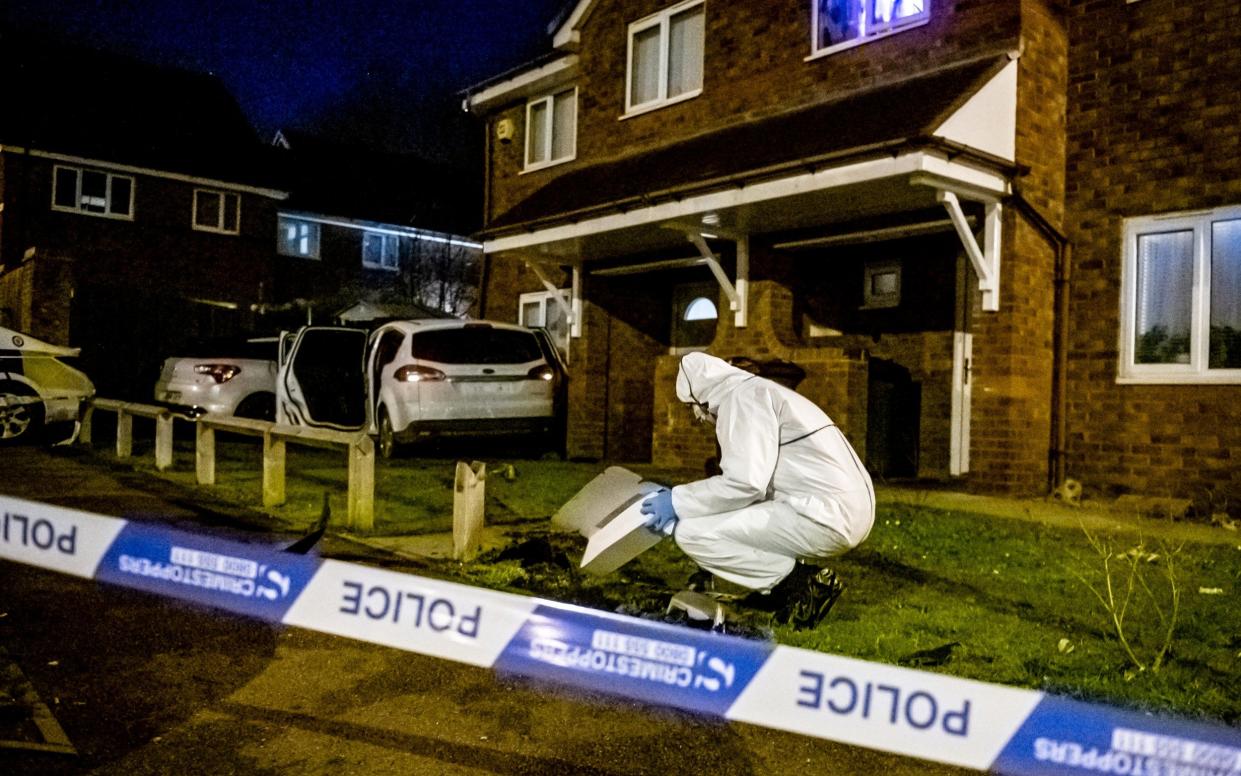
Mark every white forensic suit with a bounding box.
[670,353,875,591]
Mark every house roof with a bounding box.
[0,36,277,189]
[273,129,482,234]
[484,56,1013,237]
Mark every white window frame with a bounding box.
[861,260,902,309]
[51,164,135,220]
[362,231,400,271]
[623,0,705,118]
[1118,205,1241,384]
[808,0,931,60]
[519,289,570,357]
[192,189,241,235]
[524,87,578,172]
[277,216,320,260]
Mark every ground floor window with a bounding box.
[1120,205,1241,383]
[519,289,570,358]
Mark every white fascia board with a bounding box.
[0,145,288,199]
[932,59,1017,162]
[482,152,1010,255]
[467,55,578,113]
[279,210,482,249]
[552,0,593,48]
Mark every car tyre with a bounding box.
[0,382,44,444]
[235,392,276,422]
[378,407,397,460]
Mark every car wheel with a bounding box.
[235,392,276,422]
[0,382,45,444]
[378,408,397,460]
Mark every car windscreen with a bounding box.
[410,327,543,365]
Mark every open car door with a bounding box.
[277,326,369,430]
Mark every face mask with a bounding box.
[691,403,715,425]
[680,358,715,424]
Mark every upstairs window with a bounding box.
[278,216,320,259]
[626,0,705,116]
[1119,205,1241,383]
[193,189,240,234]
[525,88,577,171]
[362,232,400,270]
[812,0,929,56]
[52,165,134,219]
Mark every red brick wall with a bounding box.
[485,0,1023,222]
[651,280,870,471]
[964,0,1066,495]
[1064,0,1241,505]
[0,153,277,303]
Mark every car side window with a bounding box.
[375,330,405,371]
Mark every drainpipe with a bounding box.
[1010,191,1071,492]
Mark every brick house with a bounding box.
[269,130,483,320]
[465,0,1240,507]
[0,36,286,398]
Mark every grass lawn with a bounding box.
[118,437,1241,727]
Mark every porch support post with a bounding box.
[938,190,1002,312]
[570,265,582,338]
[735,235,749,329]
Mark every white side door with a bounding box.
[276,326,369,430]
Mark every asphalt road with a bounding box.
[0,446,971,775]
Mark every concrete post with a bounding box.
[116,410,133,459]
[453,460,486,561]
[196,423,216,486]
[263,431,286,507]
[79,404,94,445]
[154,413,174,471]
[346,435,374,532]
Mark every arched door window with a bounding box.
[672,283,718,349]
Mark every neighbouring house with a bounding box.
[270,130,484,320]
[0,34,286,398]
[464,0,1240,508]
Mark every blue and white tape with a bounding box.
[2,494,1238,775]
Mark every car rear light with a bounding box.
[394,364,446,382]
[194,364,241,383]
[527,365,556,381]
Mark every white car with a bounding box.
[0,326,95,443]
[278,320,565,457]
[154,336,278,420]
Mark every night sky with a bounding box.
[3,0,567,163]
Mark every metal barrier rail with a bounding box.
[79,399,375,531]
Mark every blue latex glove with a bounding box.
[640,489,678,535]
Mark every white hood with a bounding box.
[675,352,753,415]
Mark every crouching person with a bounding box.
[641,352,874,630]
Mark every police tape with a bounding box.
[2,494,1239,775]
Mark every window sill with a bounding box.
[521,154,576,175]
[193,225,240,236]
[51,205,134,222]
[620,89,701,121]
[362,262,400,273]
[1116,371,1241,385]
[279,252,321,261]
[804,17,930,62]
